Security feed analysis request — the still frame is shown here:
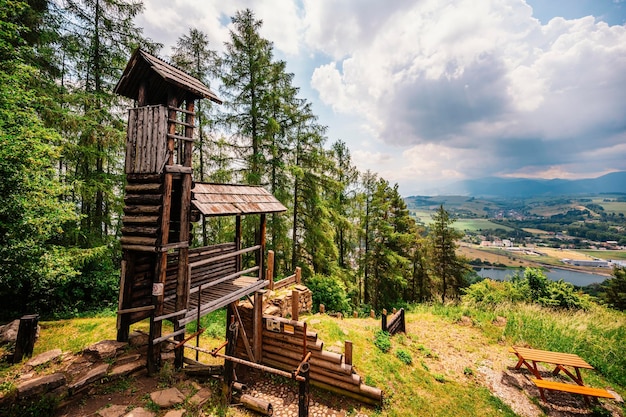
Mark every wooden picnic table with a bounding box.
[510,346,615,404]
[511,346,593,385]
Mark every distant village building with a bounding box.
[561,259,610,268]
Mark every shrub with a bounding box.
[603,267,626,311]
[374,330,391,353]
[305,274,352,314]
[395,349,413,365]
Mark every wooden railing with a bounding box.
[265,250,301,291]
[382,308,405,335]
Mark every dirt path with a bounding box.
[401,312,622,417]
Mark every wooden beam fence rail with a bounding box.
[152,328,185,345]
[190,245,261,269]
[188,266,260,293]
[270,266,302,291]
[183,343,306,382]
[153,308,187,322]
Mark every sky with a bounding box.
[137,0,626,196]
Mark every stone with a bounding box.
[0,319,20,344]
[85,340,127,361]
[188,387,212,406]
[69,363,109,394]
[150,387,185,408]
[109,360,145,378]
[26,348,63,367]
[17,373,66,400]
[97,404,128,417]
[163,410,186,417]
[129,330,149,347]
[124,407,155,417]
[115,353,142,366]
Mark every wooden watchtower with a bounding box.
[114,49,286,372]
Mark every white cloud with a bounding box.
[136,0,626,193]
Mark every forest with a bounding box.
[0,0,473,320]
[3,1,625,322]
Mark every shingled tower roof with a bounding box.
[114,48,222,105]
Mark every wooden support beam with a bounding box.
[258,213,266,281]
[234,304,255,362]
[345,341,353,366]
[298,362,310,417]
[266,250,274,291]
[13,314,39,363]
[292,289,299,321]
[253,291,264,363]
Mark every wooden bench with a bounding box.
[531,379,616,401]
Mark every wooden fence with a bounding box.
[381,308,405,335]
[266,250,302,291]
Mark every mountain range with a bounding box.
[425,171,626,198]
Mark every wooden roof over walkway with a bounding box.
[192,183,287,217]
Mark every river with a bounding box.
[474,267,608,287]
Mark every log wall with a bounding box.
[125,105,168,174]
[234,300,383,406]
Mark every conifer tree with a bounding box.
[428,205,467,302]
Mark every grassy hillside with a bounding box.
[4,303,624,416]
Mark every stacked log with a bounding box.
[264,286,313,318]
[233,304,383,406]
[121,174,164,249]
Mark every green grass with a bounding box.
[594,200,626,215]
[453,218,514,232]
[5,300,625,416]
[576,250,626,261]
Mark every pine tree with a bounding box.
[171,28,219,246]
[289,102,337,276]
[428,205,467,302]
[328,140,359,270]
[219,8,274,186]
[59,0,156,246]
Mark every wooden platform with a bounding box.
[164,276,268,327]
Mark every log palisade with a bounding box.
[234,300,383,406]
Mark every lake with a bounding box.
[474,267,608,287]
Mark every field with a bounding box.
[593,199,626,215]
[457,244,540,268]
[577,250,626,261]
[453,218,514,232]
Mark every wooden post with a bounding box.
[257,213,267,281]
[370,310,375,319]
[353,311,358,318]
[13,314,39,363]
[295,266,301,284]
[319,304,325,314]
[401,308,406,333]
[345,341,353,366]
[173,100,194,369]
[298,362,310,417]
[235,215,242,272]
[267,250,274,290]
[292,289,299,321]
[148,91,177,374]
[116,258,131,342]
[253,291,264,363]
[392,308,397,314]
[381,309,387,332]
[224,312,237,403]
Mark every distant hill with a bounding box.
[428,171,626,198]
